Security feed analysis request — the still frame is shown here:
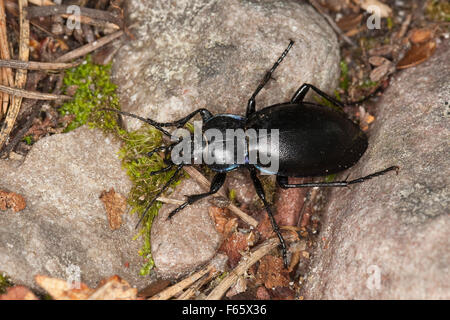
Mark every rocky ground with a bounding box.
[0,0,448,299]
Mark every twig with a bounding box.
[0,84,71,100]
[0,59,80,70]
[0,0,14,115]
[0,99,42,157]
[0,0,29,150]
[176,269,217,300]
[205,233,296,300]
[149,263,216,300]
[55,30,124,62]
[308,0,357,48]
[25,5,123,29]
[183,166,259,228]
[156,197,184,205]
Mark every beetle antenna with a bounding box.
[101,108,172,137]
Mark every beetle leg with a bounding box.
[135,164,184,228]
[277,166,399,188]
[166,172,227,219]
[149,164,174,176]
[246,40,295,117]
[291,83,345,109]
[249,166,289,268]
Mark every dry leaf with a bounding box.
[336,13,363,32]
[397,41,436,70]
[88,275,137,300]
[219,231,256,267]
[0,286,38,300]
[410,28,433,44]
[255,255,290,289]
[99,188,127,230]
[370,61,395,82]
[35,275,94,300]
[209,206,237,235]
[359,0,392,18]
[368,56,391,67]
[0,190,26,212]
[35,274,137,300]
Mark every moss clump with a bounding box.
[60,56,184,275]
[59,55,120,132]
[426,0,450,22]
[0,272,13,294]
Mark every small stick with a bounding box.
[0,0,29,150]
[183,166,258,228]
[308,0,357,48]
[0,59,80,70]
[206,233,296,300]
[0,84,71,100]
[25,5,123,29]
[0,0,14,115]
[55,30,124,62]
[156,197,184,205]
[177,269,217,300]
[149,263,216,300]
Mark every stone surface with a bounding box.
[302,42,450,299]
[113,0,340,278]
[151,178,222,279]
[113,0,340,129]
[0,127,147,290]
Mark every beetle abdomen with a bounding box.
[247,103,368,177]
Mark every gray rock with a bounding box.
[0,127,147,290]
[151,178,222,279]
[113,0,340,129]
[113,0,340,278]
[302,42,450,299]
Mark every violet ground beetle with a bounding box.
[104,40,398,267]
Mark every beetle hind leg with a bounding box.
[277,166,399,188]
[249,166,289,268]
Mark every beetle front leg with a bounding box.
[291,83,345,109]
[166,172,227,219]
[249,166,289,268]
[277,166,399,188]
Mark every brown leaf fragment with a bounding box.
[368,56,391,67]
[219,231,257,268]
[209,206,237,235]
[336,13,363,32]
[99,188,127,230]
[35,275,94,300]
[88,275,137,300]
[255,255,290,289]
[397,41,436,70]
[256,286,271,300]
[35,274,137,300]
[0,190,26,212]
[409,28,433,44]
[370,61,395,82]
[0,286,38,300]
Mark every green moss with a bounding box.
[0,272,13,294]
[60,56,184,275]
[339,60,349,92]
[23,135,33,145]
[59,55,120,132]
[426,0,450,22]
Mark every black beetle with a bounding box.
[104,40,397,267]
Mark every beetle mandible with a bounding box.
[104,40,398,267]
